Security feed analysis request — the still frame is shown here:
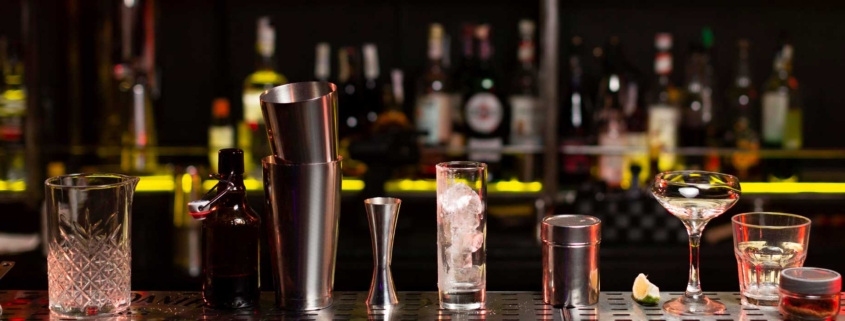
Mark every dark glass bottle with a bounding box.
[594,36,629,190]
[202,148,261,309]
[726,39,761,181]
[462,24,509,181]
[560,36,594,187]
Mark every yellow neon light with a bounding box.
[342,179,365,191]
[135,175,175,192]
[741,182,845,194]
[181,174,192,194]
[0,180,26,192]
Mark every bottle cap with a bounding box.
[781,267,842,295]
[542,215,601,245]
[519,19,535,38]
[212,98,230,118]
[218,148,245,175]
[315,42,331,80]
[362,43,379,80]
[655,33,672,50]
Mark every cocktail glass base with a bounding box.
[663,295,726,315]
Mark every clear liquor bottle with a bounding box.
[726,40,761,180]
[647,33,681,174]
[594,36,628,189]
[416,23,452,146]
[314,42,331,82]
[242,17,287,178]
[762,39,802,150]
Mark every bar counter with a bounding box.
[1,290,843,320]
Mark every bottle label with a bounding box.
[598,133,625,186]
[209,126,235,149]
[623,132,649,188]
[468,137,502,162]
[784,109,802,150]
[242,89,264,124]
[509,95,542,146]
[465,92,503,135]
[415,93,452,145]
[762,91,788,144]
[647,104,679,171]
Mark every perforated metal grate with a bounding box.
[0,291,561,320]
[566,292,845,321]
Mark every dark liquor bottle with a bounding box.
[646,33,681,174]
[594,36,628,190]
[0,37,26,182]
[509,19,541,182]
[449,24,477,147]
[726,39,761,180]
[361,43,382,132]
[203,149,261,309]
[613,37,648,189]
[338,46,363,140]
[679,43,711,169]
[337,47,367,177]
[416,23,452,146]
[463,24,509,180]
[560,36,594,186]
[374,69,411,133]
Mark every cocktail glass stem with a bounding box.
[685,231,703,300]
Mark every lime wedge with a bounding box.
[632,273,660,306]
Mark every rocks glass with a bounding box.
[436,161,487,310]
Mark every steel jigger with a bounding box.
[364,197,402,308]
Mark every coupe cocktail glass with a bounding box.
[652,170,741,315]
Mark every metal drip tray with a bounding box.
[566,292,845,321]
[0,291,560,320]
[1,291,843,320]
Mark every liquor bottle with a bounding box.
[463,24,509,180]
[0,37,26,182]
[679,43,712,170]
[509,19,541,147]
[726,39,760,180]
[612,37,648,189]
[560,36,594,186]
[202,149,261,309]
[208,98,235,173]
[416,23,453,146]
[761,34,801,181]
[374,69,411,133]
[762,38,802,150]
[594,36,628,189]
[449,24,476,148]
[509,19,541,181]
[314,42,331,82]
[337,46,363,139]
[361,43,382,132]
[242,17,287,179]
[646,33,681,174]
[337,47,367,177]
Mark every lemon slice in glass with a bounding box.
[632,273,660,305]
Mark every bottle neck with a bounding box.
[256,53,275,72]
[518,39,535,69]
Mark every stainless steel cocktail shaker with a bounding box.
[260,82,342,310]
